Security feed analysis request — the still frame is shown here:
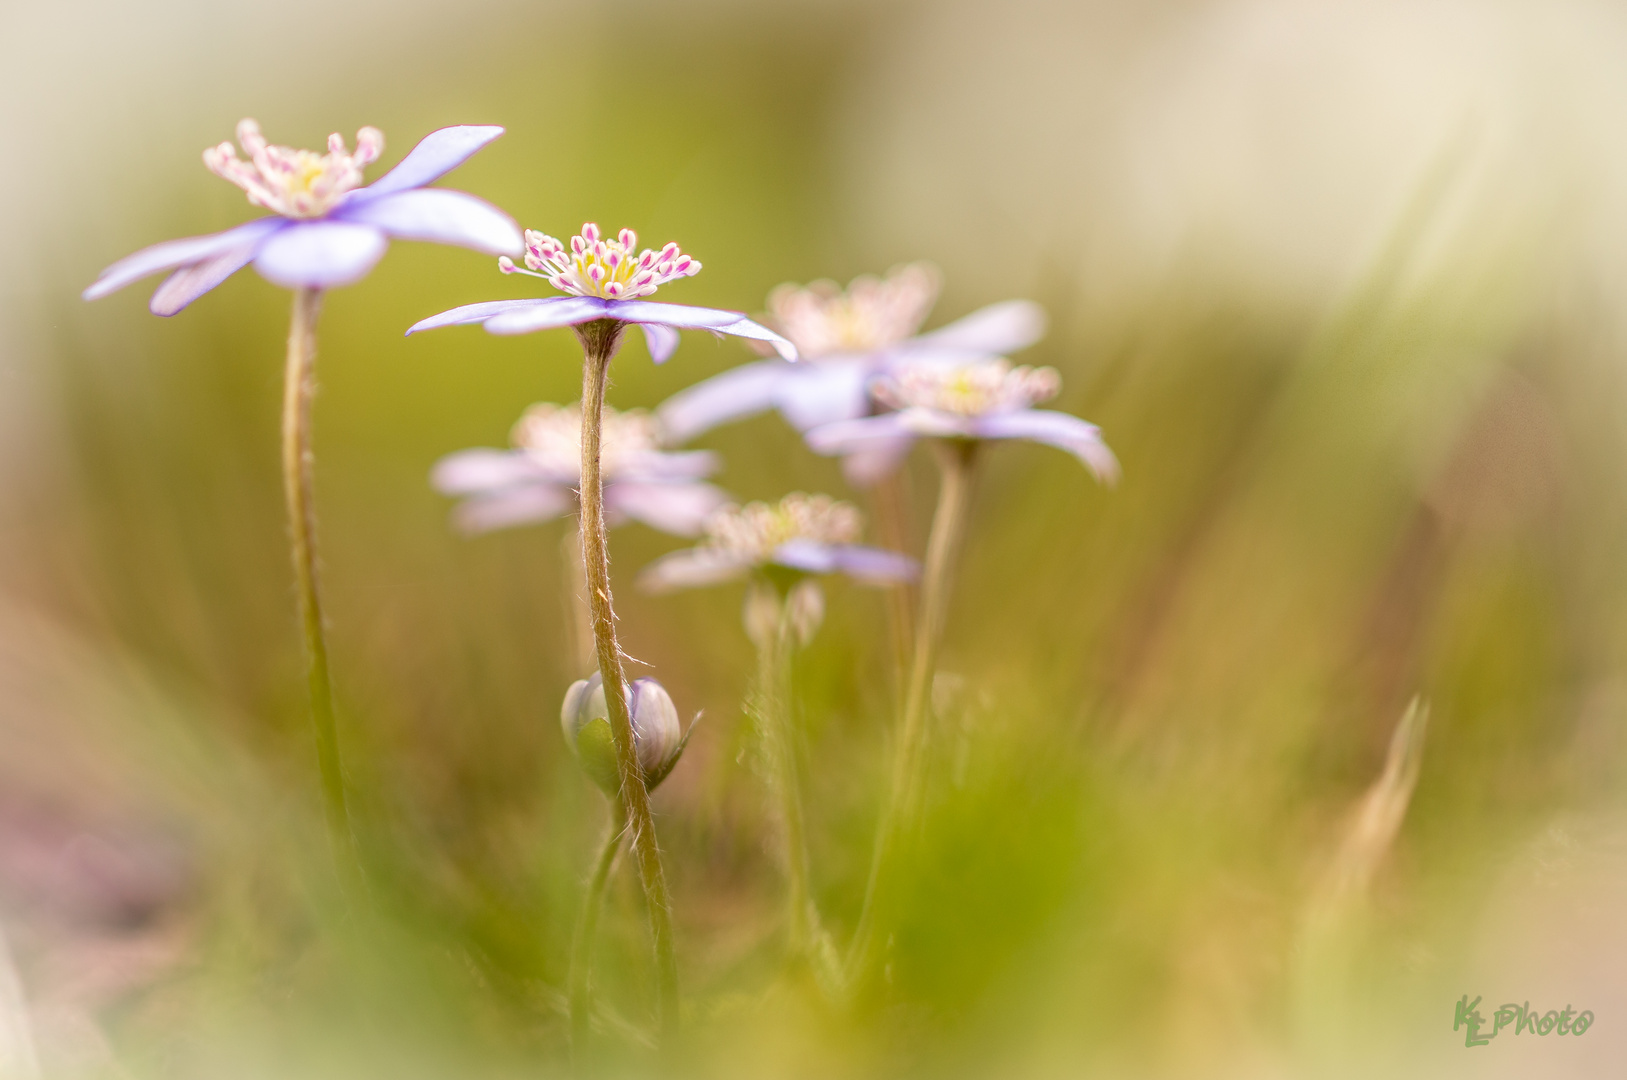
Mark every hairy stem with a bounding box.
[846,439,978,988]
[576,319,680,1042]
[569,801,626,1055]
[752,592,816,962]
[281,287,358,881]
[870,473,917,706]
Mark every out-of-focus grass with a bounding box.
[5,3,1627,1079]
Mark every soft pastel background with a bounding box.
[2,0,1626,1076]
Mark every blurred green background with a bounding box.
[3,0,1626,1077]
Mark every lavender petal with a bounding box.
[839,437,915,488]
[431,448,554,495]
[606,301,798,360]
[638,548,752,592]
[252,221,389,289]
[618,449,722,482]
[770,539,840,574]
[640,322,681,364]
[775,361,871,431]
[653,360,790,445]
[338,189,522,256]
[147,241,262,316]
[406,297,563,336]
[832,545,920,584]
[83,218,284,301]
[608,481,731,537]
[451,483,573,535]
[804,413,912,456]
[484,296,609,335]
[973,409,1120,482]
[355,126,505,200]
[910,299,1047,355]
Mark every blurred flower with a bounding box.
[806,357,1120,482]
[561,672,687,792]
[83,120,522,315]
[640,493,917,592]
[406,224,796,363]
[432,401,728,535]
[653,263,1047,445]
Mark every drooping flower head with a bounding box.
[806,356,1119,484]
[562,672,689,792]
[503,225,700,299]
[652,263,1047,452]
[408,222,792,364]
[84,119,521,314]
[203,120,385,218]
[639,492,917,593]
[432,400,727,536]
[768,262,940,360]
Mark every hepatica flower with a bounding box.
[806,357,1120,483]
[654,262,1047,445]
[83,120,521,313]
[432,401,727,536]
[640,493,917,593]
[406,224,796,362]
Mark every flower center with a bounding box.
[767,262,939,359]
[512,402,658,478]
[705,493,862,562]
[874,358,1061,417]
[203,119,383,219]
[499,224,700,299]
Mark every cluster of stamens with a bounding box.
[203,119,383,219]
[497,224,700,299]
[767,262,940,358]
[873,358,1060,417]
[511,402,658,478]
[703,493,862,561]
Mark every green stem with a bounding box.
[281,287,358,881]
[576,319,680,1043]
[569,801,626,1056]
[846,439,978,988]
[753,591,815,961]
[870,473,917,709]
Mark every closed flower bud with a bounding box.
[786,579,824,646]
[742,580,781,649]
[561,671,688,792]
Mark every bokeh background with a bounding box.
[3,0,1627,1076]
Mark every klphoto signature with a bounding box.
[1454,995,1595,1047]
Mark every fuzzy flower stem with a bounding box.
[576,318,680,1042]
[569,801,626,1056]
[281,288,358,883]
[869,474,917,704]
[847,439,978,988]
[753,593,817,964]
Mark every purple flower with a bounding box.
[639,493,917,593]
[405,224,796,363]
[432,401,728,536]
[653,262,1047,446]
[83,120,522,315]
[562,672,687,791]
[805,357,1120,483]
